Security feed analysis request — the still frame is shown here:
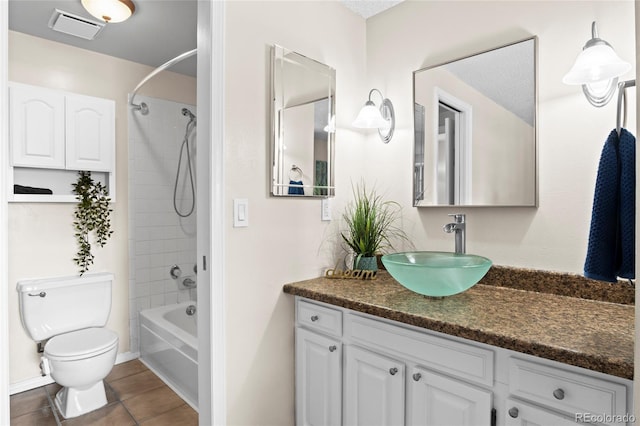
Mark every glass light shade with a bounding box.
[81,0,135,23]
[352,102,389,128]
[563,44,631,85]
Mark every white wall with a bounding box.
[7,31,196,384]
[365,1,636,273]
[221,2,636,424]
[223,2,366,424]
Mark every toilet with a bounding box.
[17,273,119,419]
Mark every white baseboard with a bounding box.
[9,375,54,395]
[116,351,140,364]
[9,351,140,395]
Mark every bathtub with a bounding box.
[139,301,198,409]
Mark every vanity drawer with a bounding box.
[508,357,627,425]
[297,299,342,337]
[345,313,493,387]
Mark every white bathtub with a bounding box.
[140,301,198,409]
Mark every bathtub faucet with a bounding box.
[443,213,466,254]
[182,277,196,289]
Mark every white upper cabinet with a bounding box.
[9,82,115,172]
[10,84,65,169]
[8,83,116,202]
[65,93,114,172]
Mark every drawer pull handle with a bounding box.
[389,367,398,376]
[329,345,337,352]
[508,407,519,418]
[310,315,319,322]
[553,388,565,400]
[412,373,422,382]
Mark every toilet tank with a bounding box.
[17,272,114,342]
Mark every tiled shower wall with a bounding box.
[128,95,197,352]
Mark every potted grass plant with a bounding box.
[341,182,408,271]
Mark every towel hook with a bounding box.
[289,165,303,181]
[616,79,636,136]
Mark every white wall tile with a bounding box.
[128,96,197,352]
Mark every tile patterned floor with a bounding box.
[9,360,198,425]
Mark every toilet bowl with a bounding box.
[16,273,119,419]
[43,327,119,418]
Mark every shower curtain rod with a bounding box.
[129,48,197,115]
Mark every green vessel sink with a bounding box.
[381,251,492,297]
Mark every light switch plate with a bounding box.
[233,198,249,227]
[321,198,331,221]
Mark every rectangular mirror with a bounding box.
[413,37,537,207]
[271,45,336,197]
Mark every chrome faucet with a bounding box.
[443,214,466,254]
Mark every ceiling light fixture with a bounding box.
[81,0,135,23]
[563,21,631,107]
[352,88,395,143]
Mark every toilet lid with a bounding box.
[45,327,118,360]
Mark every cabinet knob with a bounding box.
[508,407,519,418]
[412,373,422,381]
[553,388,565,400]
[389,367,398,376]
[310,315,319,322]
[329,345,337,352]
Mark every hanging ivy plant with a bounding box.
[72,171,113,275]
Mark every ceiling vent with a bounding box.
[48,9,105,40]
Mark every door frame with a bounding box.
[0,3,226,425]
[0,1,10,423]
[433,87,473,204]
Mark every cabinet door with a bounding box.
[344,345,404,426]
[10,84,65,169]
[296,327,342,426]
[408,367,492,426]
[65,93,114,172]
[504,399,577,426]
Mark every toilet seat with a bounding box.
[45,327,118,361]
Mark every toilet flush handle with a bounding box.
[28,292,46,297]
[39,357,51,376]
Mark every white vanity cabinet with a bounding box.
[504,357,629,426]
[294,296,633,426]
[8,82,116,202]
[344,345,405,425]
[295,300,343,426]
[504,398,578,426]
[408,367,492,425]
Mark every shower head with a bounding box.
[182,108,196,121]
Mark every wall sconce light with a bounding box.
[352,88,395,143]
[81,0,135,23]
[563,21,631,107]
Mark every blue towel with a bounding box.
[584,129,635,282]
[288,180,304,195]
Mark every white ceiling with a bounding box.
[341,0,404,19]
[444,39,535,126]
[8,1,403,78]
[9,0,198,77]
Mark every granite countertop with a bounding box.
[283,268,634,380]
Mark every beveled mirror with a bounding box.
[271,45,335,197]
[413,37,537,207]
